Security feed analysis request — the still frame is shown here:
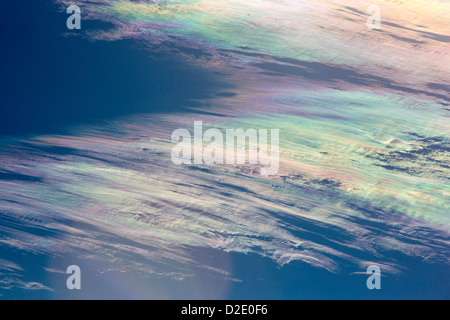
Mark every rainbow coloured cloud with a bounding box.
[0,0,449,298]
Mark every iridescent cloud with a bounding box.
[1,0,449,293]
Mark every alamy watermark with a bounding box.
[66,4,81,30]
[367,5,381,30]
[366,265,381,289]
[66,265,81,290]
[171,121,279,176]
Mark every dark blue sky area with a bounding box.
[0,0,228,137]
